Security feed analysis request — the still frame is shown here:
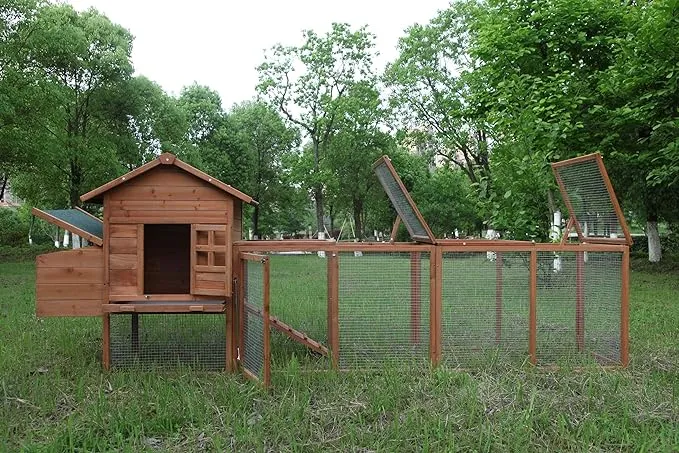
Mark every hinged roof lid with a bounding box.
[551,153,632,245]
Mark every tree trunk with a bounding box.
[353,197,363,240]
[0,174,7,201]
[69,158,83,208]
[647,215,661,263]
[252,204,260,240]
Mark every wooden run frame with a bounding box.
[233,239,630,371]
[551,153,633,246]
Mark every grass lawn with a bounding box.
[1,256,678,451]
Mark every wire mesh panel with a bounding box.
[241,254,270,385]
[536,251,623,365]
[583,252,623,364]
[553,155,629,242]
[441,251,530,367]
[373,157,434,243]
[109,313,226,370]
[338,251,430,369]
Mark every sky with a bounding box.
[65,0,450,109]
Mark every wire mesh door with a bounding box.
[239,253,270,386]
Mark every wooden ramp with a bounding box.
[269,316,329,357]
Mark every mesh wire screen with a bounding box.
[338,251,430,369]
[242,259,265,378]
[110,313,226,370]
[266,253,328,364]
[374,162,431,241]
[555,158,624,239]
[441,252,530,367]
[536,251,622,365]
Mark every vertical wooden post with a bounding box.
[102,314,110,370]
[262,257,271,387]
[239,257,247,365]
[434,247,443,365]
[529,250,537,365]
[327,251,339,369]
[495,252,503,344]
[575,251,585,352]
[137,224,144,295]
[410,252,421,345]
[621,248,630,367]
[429,247,441,366]
[131,313,139,355]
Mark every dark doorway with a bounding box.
[144,224,190,294]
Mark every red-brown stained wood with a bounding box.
[110,237,137,254]
[37,267,104,284]
[36,247,102,268]
[110,269,137,288]
[109,200,228,211]
[102,303,225,314]
[109,254,137,269]
[37,299,103,317]
[109,185,227,202]
[37,283,103,300]
[110,224,137,237]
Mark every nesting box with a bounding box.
[33,153,256,369]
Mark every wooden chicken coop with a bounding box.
[33,153,255,371]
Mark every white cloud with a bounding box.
[65,0,448,108]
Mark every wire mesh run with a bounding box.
[441,251,530,367]
[110,313,226,370]
[338,251,430,369]
[554,157,625,240]
[536,251,622,365]
[242,259,265,378]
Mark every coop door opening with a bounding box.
[144,224,191,294]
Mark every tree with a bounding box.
[384,2,491,191]
[257,22,377,236]
[599,0,679,262]
[227,101,300,238]
[8,4,134,207]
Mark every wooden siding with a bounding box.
[36,247,104,316]
[109,224,138,297]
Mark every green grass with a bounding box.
[1,256,678,451]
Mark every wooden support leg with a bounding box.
[410,252,421,345]
[131,313,139,355]
[103,314,110,371]
[495,252,503,344]
[576,251,585,352]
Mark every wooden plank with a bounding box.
[103,194,111,305]
[109,215,226,225]
[137,224,144,295]
[123,165,208,187]
[109,200,229,211]
[102,303,225,314]
[195,224,227,231]
[109,254,137,270]
[190,224,197,295]
[110,224,138,238]
[195,279,226,291]
[196,244,227,252]
[194,265,226,273]
[390,216,401,243]
[36,267,104,284]
[108,185,228,202]
[269,315,329,356]
[196,272,227,282]
[36,299,102,317]
[37,284,103,300]
[109,294,219,302]
[109,208,227,219]
[550,152,599,169]
[36,247,103,268]
[110,237,137,254]
[31,207,103,246]
[173,157,256,205]
[225,223,232,298]
[621,248,630,367]
[110,269,137,287]
[529,250,537,365]
[108,285,138,296]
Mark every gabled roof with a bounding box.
[80,153,257,205]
